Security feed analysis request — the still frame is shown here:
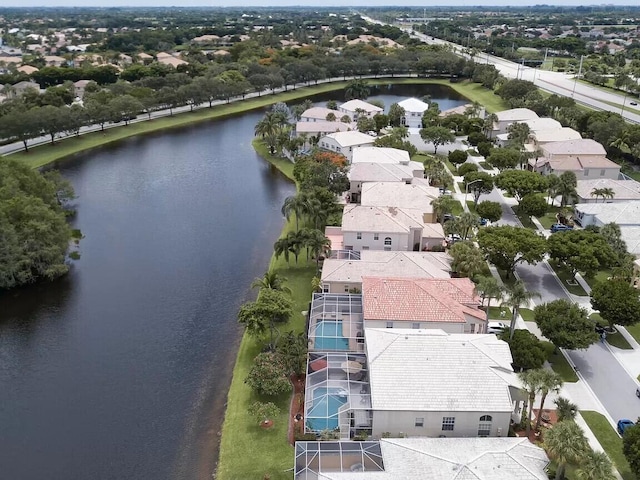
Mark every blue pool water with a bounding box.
[307,387,348,431]
[314,320,349,351]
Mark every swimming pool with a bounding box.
[313,320,349,351]
[307,387,348,432]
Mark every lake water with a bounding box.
[0,84,466,480]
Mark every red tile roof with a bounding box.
[362,277,484,323]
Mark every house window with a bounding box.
[384,247,391,251]
[442,417,455,431]
[583,169,589,176]
[362,246,369,250]
[356,232,362,239]
[322,284,329,293]
[374,233,379,240]
[386,322,393,328]
[344,285,350,292]
[384,237,392,245]
[412,323,420,329]
[478,415,492,436]
[415,418,424,427]
[600,169,606,176]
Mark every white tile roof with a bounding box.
[318,437,549,480]
[362,277,483,323]
[301,107,339,120]
[576,179,640,201]
[365,329,517,412]
[542,138,607,156]
[340,99,383,114]
[397,97,430,113]
[575,201,640,225]
[348,162,417,183]
[341,204,422,233]
[296,120,354,134]
[522,117,562,132]
[496,108,539,122]
[620,226,640,257]
[323,131,376,148]
[361,182,439,212]
[351,147,411,165]
[321,251,452,284]
[532,127,582,143]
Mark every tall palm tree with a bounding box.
[286,230,306,264]
[547,174,561,205]
[575,451,616,480]
[251,271,291,293]
[544,420,590,480]
[304,229,332,270]
[281,194,310,231]
[431,195,458,223]
[554,397,578,422]
[558,171,578,207]
[483,113,498,138]
[344,79,370,100]
[590,187,614,203]
[274,236,292,264]
[254,111,287,154]
[518,369,544,437]
[456,211,480,240]
[474,276,505,322]
[534,369,563,432]
[504,281,540,341]
[590,187,605,203]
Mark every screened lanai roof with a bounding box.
[308,294,364,353]
[305,352,371,435]
[295,441,384,480]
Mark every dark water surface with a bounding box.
[0,85,466,480]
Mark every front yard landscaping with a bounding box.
[535,206,562,230]
[581,411,634,480]
[546,260,588,297]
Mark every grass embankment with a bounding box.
[581,411,634,480]
[541,342,579,382]
[626,324,640,345]
[9,78,507,170]
[217,141,315,480]
[519,308,535,322]
[511,206,537,230]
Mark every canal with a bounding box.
[0,84,467,480]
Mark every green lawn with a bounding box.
[541,342,579,382]
[624,324,640,345]
[590,313,632,350]
[519,308,535,322]
[478,161,492,169]
[547,260,588,297]
[444,158,458,174]
[9,77,507,169]
[466,148,478,155]
[487,306,511,320]
[584,269,612,290]
[536,206,561,230]
[512,206,537,230]
[450,200,464,216]
[217,142,315,480]
[496,268,518,288]
[581,411,635,480]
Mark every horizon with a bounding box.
[2,1,639,8]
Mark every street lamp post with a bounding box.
[571,55,584,98]
[464,179,483,211]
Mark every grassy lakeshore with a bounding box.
[216,140,314,480]
[6,78,507,169]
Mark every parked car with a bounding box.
[443,213,455,223]
[479,218,489,226]
[618,419,635,435]
[446,234,462,246]
[439,187,453,195]
[631,101,638,106]
[550,223,573,233]
[487,322,507,334]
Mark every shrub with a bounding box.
[448,149,468,165]
[248,401,280,425]
[457,163,479,177]
[245,352,292,396]
[467,131,488,146]
[477,141,493,158]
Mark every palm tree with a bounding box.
[534,370,563,432]
[431,195,458,223]
[544,420,590,480]
[558,171,578,207]
[504,281,540,341]
[286,230,306,264]
[590,188,605,203]
[554,397,578,422]
[277,331,308,376]
[547,174,561,205]
[518,369,544,437]
[251,271,291,293]
[601,187,615,202]
[254,111,287,154]
[344,79,370,100]
[474,276,505,322]
[483,113,498,138]
[575,451,616,480]
[274,236,292,264]
[456,211,480,240]
[281,194,310,231]
[304,229,331,270]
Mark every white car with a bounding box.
[487,322,507,334]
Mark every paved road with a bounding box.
[482,187,640,423]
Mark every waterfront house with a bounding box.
[347,162,424,203]
[301,107,340,122]
[360,182,439,223]
[361,277,485,333]
[319,132,376,162]
[338,100,383,121]
[320,250,452,294]
[492,108,539,136]
[351,147,424,176]
[397,97,430,129]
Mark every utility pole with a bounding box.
[571,55,584,98]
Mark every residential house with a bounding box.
[338,100,383,121]
[527,127,582,150]
[137,52,154,64]
[156,52,188,67]
[363,329,525,438]
[574,201,640,256]
[301,107,340,122]
[295,121,354,144]
[294,437,549,479]
[348,161,423,203]
[576,179,640,204]
[351,147,424,177]
[4,80,40,97]
[360,182,440,223]
[336,203,445,252]
[44,55,67,67]
[397,97,429,129]
[319,132,376,162]
[320,250,452,293]
[530,139,620,179]
[361,277,485,333]
[439,104,472,117]
[17,65,38,75]
[73,79,92,100]
[492,108,539,136]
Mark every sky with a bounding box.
[4,0,639,7]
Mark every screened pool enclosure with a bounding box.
[308,293,364,353]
